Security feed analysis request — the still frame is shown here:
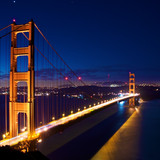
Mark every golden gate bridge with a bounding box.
[0,20,139,151]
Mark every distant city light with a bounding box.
[46,93,49,96]
[65,77,68,80]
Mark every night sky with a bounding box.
[0,0,160,83]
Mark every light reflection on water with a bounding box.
[117,101,125,112]
[92,104,141,160]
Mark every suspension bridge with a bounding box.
[0,20,139,151]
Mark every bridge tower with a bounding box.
[129,72,135,106]
[9,20,35,138]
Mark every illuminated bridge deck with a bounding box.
[0,94,139,147]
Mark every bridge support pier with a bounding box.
[9,20,35,138]
[129,72,135,107]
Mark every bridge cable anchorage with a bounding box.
[34,23,86,86]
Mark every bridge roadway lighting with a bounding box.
[43,127,48,131]
[0,94,139,146]
[62,113,65,117]
[2,134,6,139]
[21,127,27,132]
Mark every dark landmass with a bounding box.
[0,145,49,160]
[137,86,160,101]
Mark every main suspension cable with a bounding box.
[22,32,77,87]
[34,23,86,86]
[0,24,11,32]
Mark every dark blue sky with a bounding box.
[0,0,160,82]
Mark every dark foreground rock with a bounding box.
[0,146,49,160]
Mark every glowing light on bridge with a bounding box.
[37,138,42,143]
[78,77,82,80]
[0,93,139,147]
[21,127,27,132]
[43,127,48,132]
[13,18,16,23]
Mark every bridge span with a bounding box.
[0,21,139,152]
[0,93,139,147]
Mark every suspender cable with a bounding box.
[34,23,86,86]
[34,23,100,102]
[5,31,7,134]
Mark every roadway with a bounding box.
[0,93,139,147]
[44,98,136,159]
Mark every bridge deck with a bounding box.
[0,94,139,147]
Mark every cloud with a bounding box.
[73,64,160,81]
[35,68,66,80]
[73,64,132,80]
[1,64,160,84]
